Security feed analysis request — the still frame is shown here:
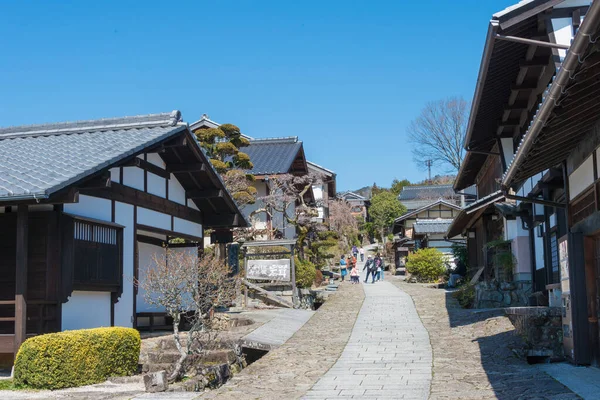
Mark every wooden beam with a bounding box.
[187,189,222,199]
[15,204,28,354]
[204,213,239,228]
[80,182,202,224]
[520,56,551,68]
[511,81,539,91]
[167,163,206,174]
[124,158,170,179]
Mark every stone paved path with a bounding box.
[392,278,580,400]
[241,308,314,351]
[199,278,365,399]
[303,268,432,400]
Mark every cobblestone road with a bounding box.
[304,270,432,400]
[391,278,580,400]
[199,278,365,400]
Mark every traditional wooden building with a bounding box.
[392,200,462,268]
[240,137,311,239]
[450,0,590,290]
[307,161,336,224]
[337,191,370,222]
[0,111,246,360]
[398,184,475,212]
[502,0,600,365]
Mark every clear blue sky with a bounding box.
[0,0,516,192]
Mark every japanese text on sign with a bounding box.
[246,259,291,281]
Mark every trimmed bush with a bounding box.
[405,248,446,282]
[295,257,317,288]
[14,327,140,389]
[452,283,476,308]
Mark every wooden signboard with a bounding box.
[246,259,291,281]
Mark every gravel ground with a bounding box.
[390,277,580,400]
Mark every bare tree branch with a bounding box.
[407,96,468,173]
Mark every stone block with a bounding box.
[144,370,169,393]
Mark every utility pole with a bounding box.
[425,160,432,183]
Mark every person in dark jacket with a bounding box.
[363,255,374,283]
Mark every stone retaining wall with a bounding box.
[505,306,564,360]
[475,280,532,308]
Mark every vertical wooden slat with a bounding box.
[15,204,28,354]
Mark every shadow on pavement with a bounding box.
[443,291,579,399]
[444,289,505,328]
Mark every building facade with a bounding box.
[0,111,246,360]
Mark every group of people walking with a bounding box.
[339,247,384,284]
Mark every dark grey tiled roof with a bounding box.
[399,184,476,200]
[413,219,454,234]
[243,137,303,175]
[0,111,185,201]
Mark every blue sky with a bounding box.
[0,0,516,191]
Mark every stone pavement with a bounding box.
[241,308,315,351]
[541,363,600,400]
[392,278,580,400]
[198,277,365,399]
[303,268,432,400]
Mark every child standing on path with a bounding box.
[350,264,359,284]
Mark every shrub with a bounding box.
[14,327,140,389]
[452,283,476,308]
[295,257,316,288]
[405,248,446,282]
[314,269,324,287]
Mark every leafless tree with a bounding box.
[407,96,468,173]
[135,250,239,382]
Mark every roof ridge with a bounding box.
[249,136,298,144]
[0,110,182,139]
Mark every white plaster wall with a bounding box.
[551,17,573,60]
[173,217,202,239]
[123,166,144,191]
[136,244,198,313]
[512,236,531,275]
[64,194,112,222]
[168,174,186,205]
[146,153,165,168]
[243,182,268,232]
[62,291,111,330]
[501,137,514,172]
[187,199,200,211]
[312,185,323,201]
[113,201,134,327]
[137,242,166,313]
[569,155,594,199]
[147,172,166,198]
[535,231,545,271]
[110,167,120,184]
[137,207,171,230]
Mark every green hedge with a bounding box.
[406,248,446,282]
[14,327,140,389]
[295,257,316,288]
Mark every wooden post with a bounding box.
[15,204,28,354]
[290,245,298,308]
[243,249,249,308]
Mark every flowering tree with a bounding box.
[135,250,239,382]
[250,172,325,251]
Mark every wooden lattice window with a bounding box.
[570,187,596,226]
[65,216,123,291]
